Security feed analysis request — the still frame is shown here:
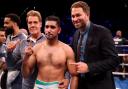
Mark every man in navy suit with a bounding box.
[70,1,121,89]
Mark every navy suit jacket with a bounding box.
[71,23,120,89]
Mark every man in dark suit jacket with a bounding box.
[70,1,121,89]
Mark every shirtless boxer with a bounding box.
[22,15,78,89]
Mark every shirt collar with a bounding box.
[27,33,45,43]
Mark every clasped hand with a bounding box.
[70,62,89,73]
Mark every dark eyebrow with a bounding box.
[45,25,56,29]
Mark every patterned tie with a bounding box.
[77,33,85,77]
[77,33,84,61]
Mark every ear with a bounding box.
[39,22,42,28]
[13,22,17,27]
[58,27,61,34]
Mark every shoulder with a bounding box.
[18,33,27,40]
[33,41,45,51]
[60,41,71,48]
[33,42,43,48]
[93,23,111,33]
[89,23,112,38]
[59,41,74,54]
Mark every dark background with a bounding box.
[0,0,128,43]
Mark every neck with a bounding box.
[46,38,59,46]
[13,27,21,36]
[31,32,41,40]
[79,28,86,32]
[79,21,90,32]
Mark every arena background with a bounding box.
[0,0,128,43]
[0,0,128,88]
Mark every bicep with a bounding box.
[66,47,77,75]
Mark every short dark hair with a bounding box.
[5,13,21,26]
[45,15,61,27]
[71,1,90,16]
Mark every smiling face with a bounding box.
[27,16,42,35]
[71,7,89,30]
[4,17,14,29]
[44,21,61,40]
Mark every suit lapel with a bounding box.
[73,31,80,61]
[85,23,94,56]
